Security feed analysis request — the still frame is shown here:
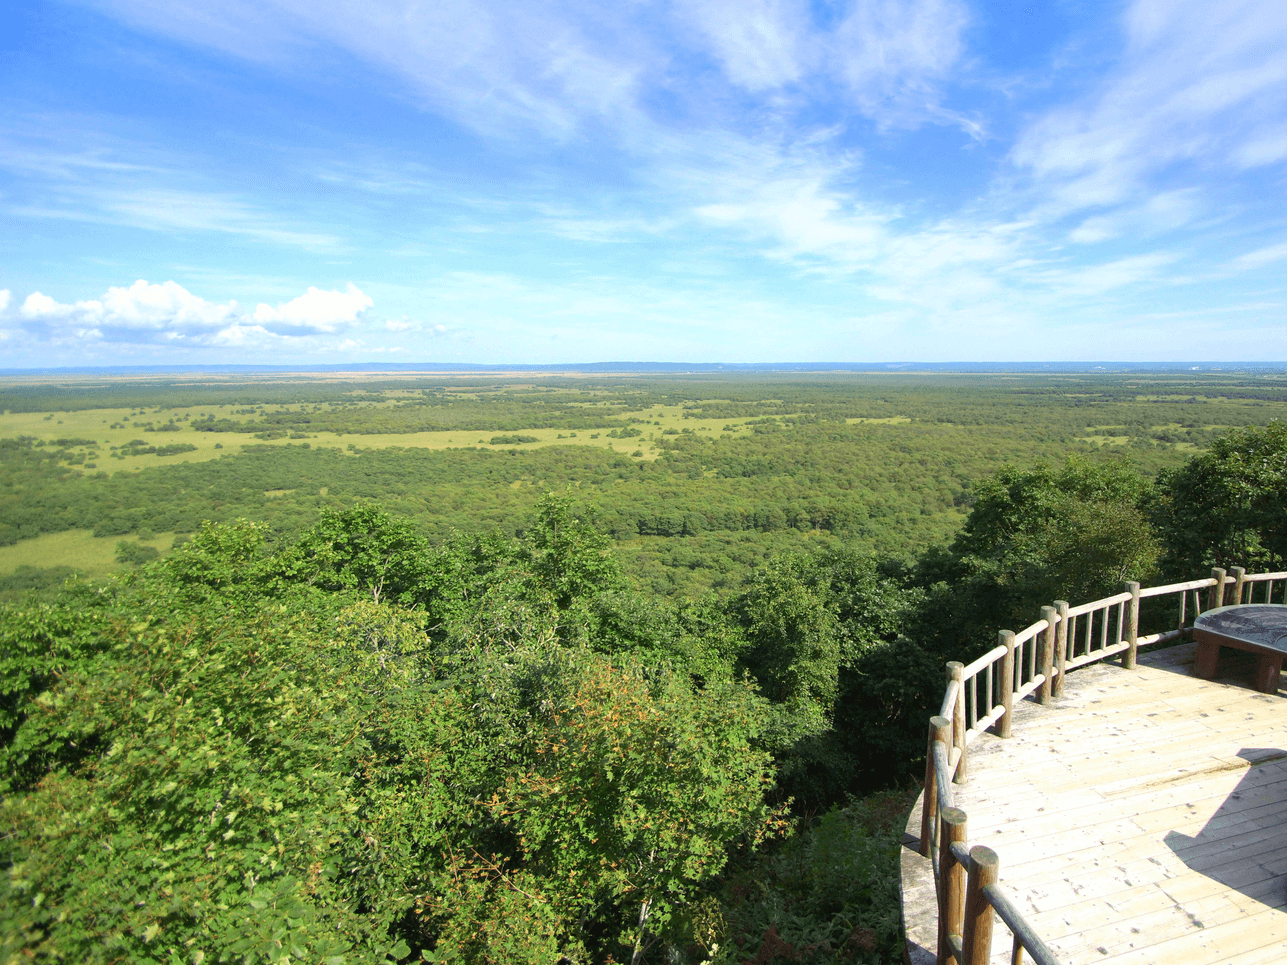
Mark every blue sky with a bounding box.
[1,0,1285,366]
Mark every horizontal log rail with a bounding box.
[916,567,1286,965]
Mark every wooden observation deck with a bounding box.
[901,569,1287,965]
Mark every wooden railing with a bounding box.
[916,566,1287,965]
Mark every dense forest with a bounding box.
[1,373,1286,964]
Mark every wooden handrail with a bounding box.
[915,568,1286,965]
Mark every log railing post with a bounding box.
[948,662,967,783]
[1231,566,1246,605]
[1039,606,1057,705]
[1053,601,1069,696]
[998,630,1015,738]
[920,715,951,856]
[1123,581,1141,670]
[1209,567,1226,611]
[937,807,968,965]
[962,845,998,965]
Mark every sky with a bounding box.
[1,0,1286,367]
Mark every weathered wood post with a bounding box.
[937,806,968,965]
[1231,566,1247,606]
[962,845,999,965]
[1124,581,1141,670]
[920,715,951,856]
[1053,601,1069,696]
[1209,567,1227,611]
[1039,606,1057,705]
[948,662,967,783]
[998,630,1015,738]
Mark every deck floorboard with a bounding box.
[901,641,1287,965]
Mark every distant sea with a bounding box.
[3,361,1287,376]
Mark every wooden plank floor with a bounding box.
[902,641,1287,965]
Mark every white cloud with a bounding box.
[1067,190,1201,245]
[679,0,811,92]
[89,0,654,140]
[1230,241,1287,272]
[102,280,239,329]
[19,281,237,337]
[253,283,372,335]
[21,292,61,317]
[1043,252,1181,297]
[87,0,972,147]
[0,121,341,250]
[1011,0,1287,220]
[1232,126,1287,168]
[833,0,968,121]
[0,290,10,313]
[382,317,446,334]
[13,280,376,347]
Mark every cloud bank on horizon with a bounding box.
[1,0,1285,365]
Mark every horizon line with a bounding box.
[3,360,1287,378]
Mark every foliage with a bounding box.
[281,505,431,605]
[114,539,159,565]
[1154,420,1287,574]
[0,520,779,965]
[737,554,841,741]
[709,789,915,965]
[915,458,1161,657]
[5,370,1261,597]
[6,375,1287,965]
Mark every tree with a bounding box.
[921,457,1160,652]
[1154,421,1287,575]
[524,491,624,612]
[736,553,840,741]
[282,504,429,604]
[1,519,780,965]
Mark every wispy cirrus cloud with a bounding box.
[0,120,342,250]
[86,0,973,140]
[1010,0,1287,222]
[1229,242,1287,272]
[5,0,1286,364]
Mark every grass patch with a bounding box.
[0,528,178,579]
[0,400,764,471]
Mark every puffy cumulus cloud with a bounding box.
[101,279,238,330]
[252,283,373,335]
[12,280,378,347]
[20,292,63,317]
[16,281,237,342]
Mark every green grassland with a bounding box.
[4,370,1287,594]
[0,399,769,472]
[0,528,122,576]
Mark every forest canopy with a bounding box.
[2,373,1286,964]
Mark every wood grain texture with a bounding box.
[903,641,1287,965]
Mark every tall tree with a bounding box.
[1154,421,1287,575]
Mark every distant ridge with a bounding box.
[3,361,1286,376]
